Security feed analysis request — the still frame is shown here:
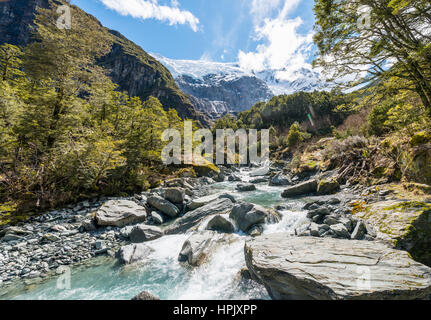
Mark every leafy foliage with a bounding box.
[0,3,185,213]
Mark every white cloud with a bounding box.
[239,0,314,80]
[100,0,200,32]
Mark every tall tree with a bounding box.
[313,0,431,114]
[23,0,112,149]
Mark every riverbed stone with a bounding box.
[95,200,148,227]
[269,173,291,186]
[281,179,318,198]
[317,178,340,195]
[166,198,234,235]
[330,223,350,239]
[129,225,163,243]
[229,203,268,232]
[236,183,256,192]
[245,234,431,300]
[205,215,235,233]
[163,188,185,204]
[351,220,367,240]
[116,243,153,265]
[132,291,160,300]
[187,193,221,211]
[250,167,270,177]
[147,195,179,218]
[178,231,238,266]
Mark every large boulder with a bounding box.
[166,198,234,234]
[95,200,147,227]
[178,231,238,266]
[229,203,267,232]
[147,195,179,218]
[132,291,160,300]
[236,183,256,192]
[129,225,164,243]
[193,163,220,177]
[281,179,318,198]
[163,188,185,204]
[205,215,235,233]
[352,200,431,266]
[317,178,340,195]
[116,243,153,265]
[250,167,270,177]
[269,173,291,186]
[245,234,431,300]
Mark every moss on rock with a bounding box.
[353,200,431,266]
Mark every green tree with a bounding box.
[313,0,431,114]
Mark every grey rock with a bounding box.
[116,243,153,265]
[163,188,185,204]
[166,198,234,234]
[148,195,179,218]
[187,194,221,211]
[351,221,367,240]
[218,193,236,203]
[310,223,320,237]
[132,291,160,300]
[281,179,318,198]
[228,174,242,182]
[249,167,270,177]
[206,215,235,233]
[236,183,256,192]
[80,219,97,232]
[229,203,268,232]
[250,177,269,184]
[323,215,340,226]
[330,224,351,239]
[1,234,26,242]
[245,234,431,300]
[317,179,340,195]
[307,208,330,219]
[129,225,163,243]
[42,234,61,242]
[269,173,291,186]
[95,200,147,227]
[178,231,237,267]
[150,212,164,225]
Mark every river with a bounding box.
[3,167,309,300]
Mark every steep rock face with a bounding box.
[176,74,273,118]
[0,0,210,126]
[154,55,274,118]
[0,0,49,46]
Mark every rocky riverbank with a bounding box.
[1,163,431,300]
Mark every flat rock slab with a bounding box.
[187,193,222,211]
[245,233,431,300]
[281,179,318,198]
[95,200,147,227]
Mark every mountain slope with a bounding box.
[154,54,273,118]
[154,54,331,118]
[0,0,210,126]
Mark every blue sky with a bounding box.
[71,0,316,74]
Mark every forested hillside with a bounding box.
[0,0,210,126]
[0,3,189,216]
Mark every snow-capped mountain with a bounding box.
[256,68,327,96]
[152,54,328,118]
